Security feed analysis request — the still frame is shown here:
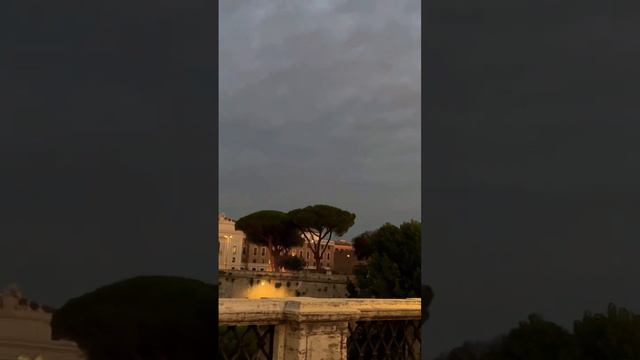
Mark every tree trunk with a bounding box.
[271,252,279,272]
[266,237,277,272]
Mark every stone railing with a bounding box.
[219,297,421,360]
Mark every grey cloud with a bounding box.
[220,0,420,236]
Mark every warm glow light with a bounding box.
[245,282,291,299]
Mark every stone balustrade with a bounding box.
[219,297,422,360]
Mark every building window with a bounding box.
[232,257,236,263]
[252,259,256,263]
[327,253,330,260]
[261,247,266,256]
[232,246,237,255]
[253,247,257,255]
[242,247,246,255]
[306,252,310,259]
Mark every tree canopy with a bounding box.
[496,314,576,360]
[348,220,421,298]
[351,231,373,260]
[235,210,303,271]
[50,276,217,360]
[438,303,640,360]
[278,254,306,271]
[573,303,640,359]
[288,204,356,272]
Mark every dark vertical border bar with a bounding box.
[213,0,220,281]
[213,0,220,354]
[420,1,429,359]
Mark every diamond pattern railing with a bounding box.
[347,320,421,360]
[219,324,275,360]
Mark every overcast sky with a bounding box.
[219,0,421,239]
[424,0,640,358]
[0,0,216,307]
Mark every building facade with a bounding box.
[332,240,362,275]
[0,285,82,360]
[286,240,336,272]
[218,213,247,270]
[244,242,270,272]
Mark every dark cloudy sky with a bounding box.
[219,0,421,239]
[424,0,640,358]
[0,0,216,306]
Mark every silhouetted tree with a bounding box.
[422,284,434,324]
[50,276,217,360]
[496,314,576,360]
[351,231,373,260]
[288,204,356,272]
[235,210,303,272]
[439,304,640,360]
[435,340,497,360]
[349,220,421,298]
[574,303,640,360]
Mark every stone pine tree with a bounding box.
[235,210,303,272]
[288,204,356,273]
[50,276,217,360]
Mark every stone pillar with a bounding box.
[273,298,358,360]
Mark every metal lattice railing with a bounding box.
[219,324,275,360]
[347,320,421,360]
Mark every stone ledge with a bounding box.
[220,270,349,283]
[219,297,421,325]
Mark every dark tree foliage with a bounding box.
[496,314,576,360]
[349,220,421,298]
[235,210,303,272]
[50,276,217,360]
[288,204,356,272]
[434,340,498,360]
[351,231,373,260]
[574,303,640,360]
[278,254,306,271]
[439,304,640,360]
[422,284,434,325]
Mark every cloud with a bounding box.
[219,0,421,235]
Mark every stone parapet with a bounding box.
[219,297,421,360]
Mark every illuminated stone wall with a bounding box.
[0,285,82,360]
[218,270,350,298]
